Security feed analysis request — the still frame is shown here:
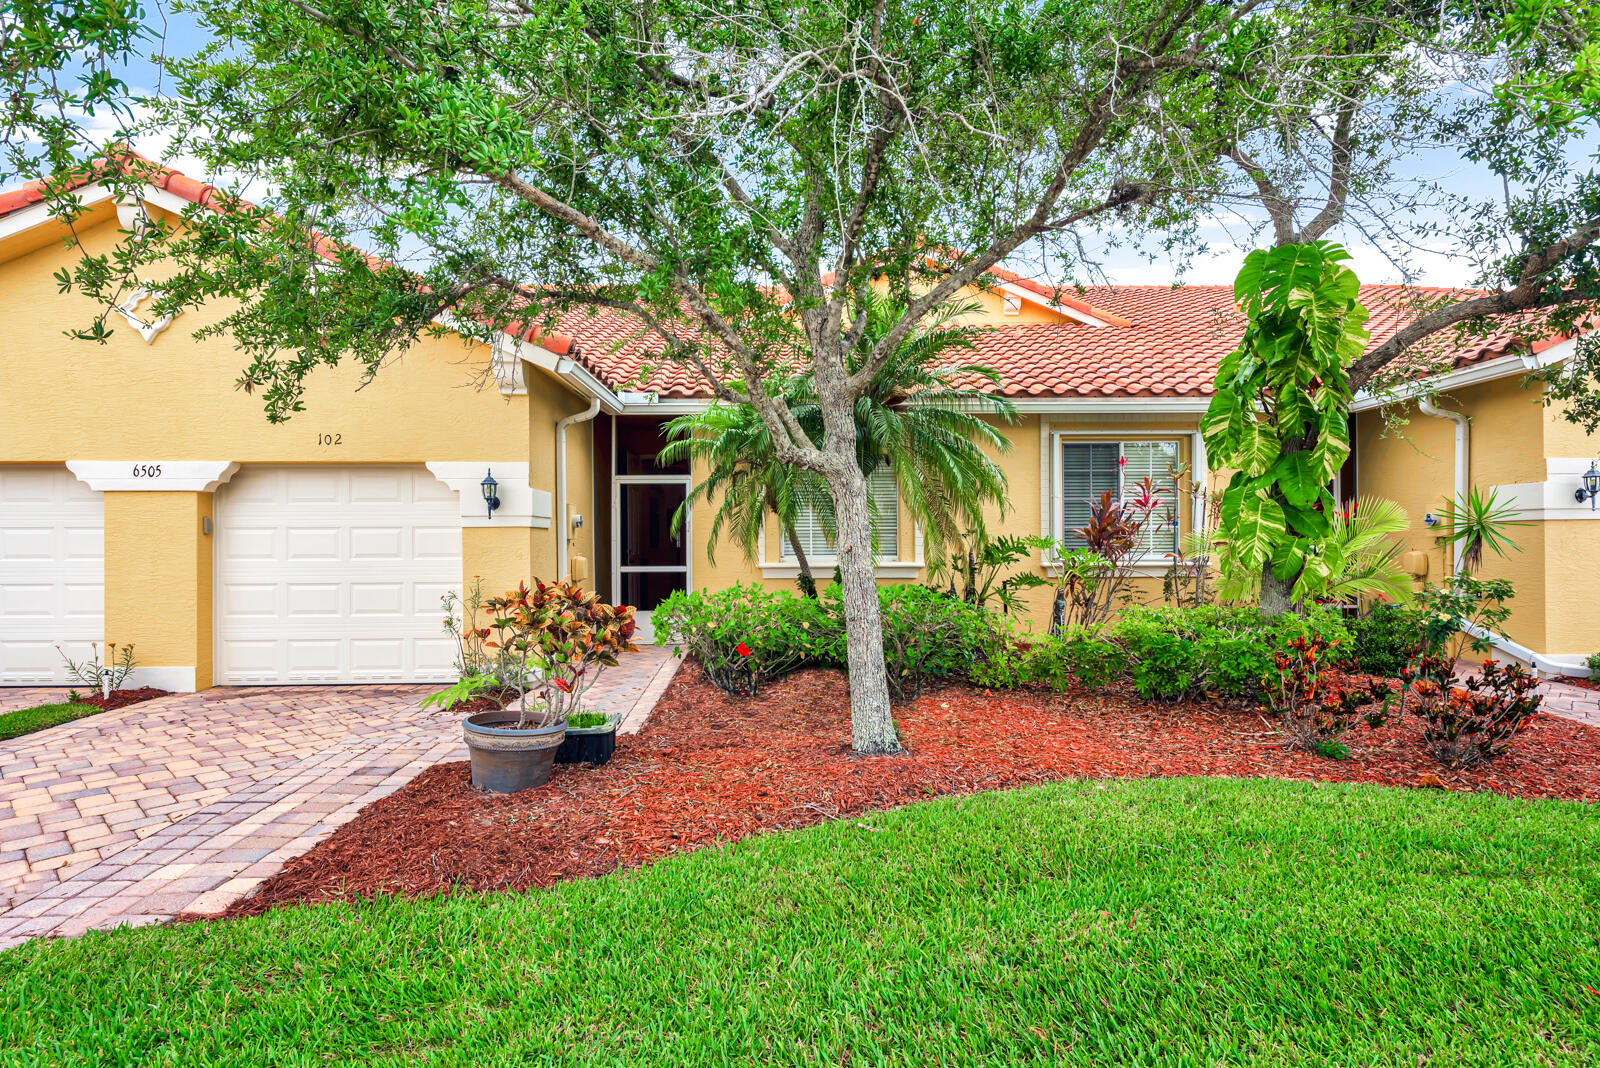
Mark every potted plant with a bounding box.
[555,711,621,765]
[424,579,637,792]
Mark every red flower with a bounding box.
[736,643,752,658]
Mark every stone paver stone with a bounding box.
[0,644,679,950]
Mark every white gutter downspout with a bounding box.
[1417,398,1469,575]
[556,396,602,581]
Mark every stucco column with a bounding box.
[66,461,237,692]
[100,492,215,691]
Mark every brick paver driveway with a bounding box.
[0,645,679,950]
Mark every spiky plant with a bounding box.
[1431,486,1527,573]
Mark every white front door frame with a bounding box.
[611,472,693,642]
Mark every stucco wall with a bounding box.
[685,410,1204,633]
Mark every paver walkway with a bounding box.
[1538,678,1600,728]
[0,645,679,950]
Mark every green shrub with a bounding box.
[1051,630,1123,689]
[1097,605,1351,702]
[969,627,1119,693]
[654,584,842,695]
[876,586,994,702]
[1347,602,1423,676]
[1586,652,1600,676]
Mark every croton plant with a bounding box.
[426,579,638,728]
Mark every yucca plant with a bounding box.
[1430,486,1527,573]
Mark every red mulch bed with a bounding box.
[224,662,1600,919]
[80,687,170,711]
[1557,676,1600,694]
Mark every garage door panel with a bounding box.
[62,583,104,620]
[1,583,55,619]
[349,527,403,560]
[414,527,462,559]
[286,584,342,617]
[285,471,342,504]
[215,466,461,684]
[350,583,405,617]
[287,527,342,561]
[1,467,105,685]
[349,471,404,502]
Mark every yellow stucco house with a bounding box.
[3,165,1597,691]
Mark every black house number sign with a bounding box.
[131,463,163,478]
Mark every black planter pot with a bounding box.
[462,710,566,792]
[555,714,620,766]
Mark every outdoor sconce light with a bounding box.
[480,469,501,520]
[1577,463,1600,511]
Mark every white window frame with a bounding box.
[1047,432,1184,566]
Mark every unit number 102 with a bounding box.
[317,433,343,446]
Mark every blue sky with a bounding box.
[18,6,1600,290]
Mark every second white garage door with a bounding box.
[0,466,104,685]
[215,466,461,684]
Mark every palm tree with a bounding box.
[1314,497,1415,605]
[793,294,1018,562]
[1204,496,1415,606]
[660,397,831,598]
[662,295,1017,595]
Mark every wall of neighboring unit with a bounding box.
[1356,375,1600,659]
[1,204,587,688]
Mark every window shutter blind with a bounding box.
[782,467,899,559]
[1120,441,1180,555]
[1060,442,1120,546]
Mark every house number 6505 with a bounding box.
[131,463,162,478]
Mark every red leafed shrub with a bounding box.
[1264,636,1396,759]
[1402,651,1542,767]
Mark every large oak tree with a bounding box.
[41,0,1448,751]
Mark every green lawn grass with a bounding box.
[2,777,1597,1066]
[0,701,100,742]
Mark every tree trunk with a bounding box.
[781,515,819,599]
[1259,563,1296,616]
[825,460,901,755]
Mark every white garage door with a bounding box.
[0,466,105,685]
[215,466,462,684]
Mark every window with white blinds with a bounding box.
[782,467,900,560]
[1058,439,1180,556]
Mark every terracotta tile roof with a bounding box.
[5,158,1574,400]
[548,284,1561,399]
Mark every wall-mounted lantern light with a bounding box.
[1577,462,1600,511]
[481,469,501,520]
